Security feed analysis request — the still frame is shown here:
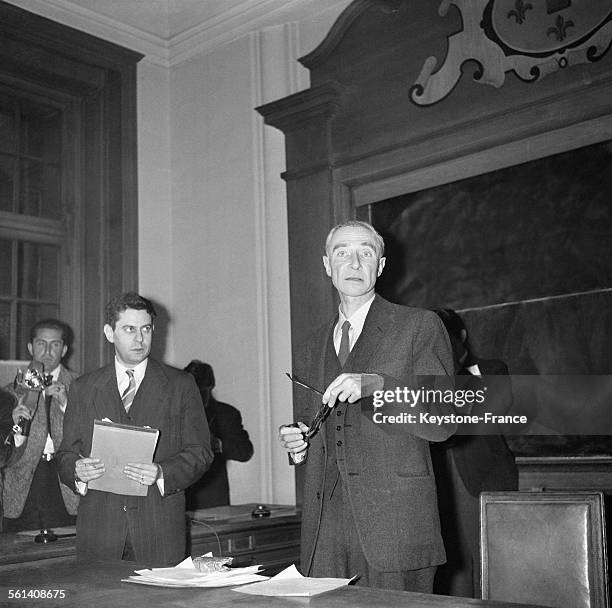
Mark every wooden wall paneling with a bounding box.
[0,1,142,373]
[258,82,347,346]
[259,0,612,487]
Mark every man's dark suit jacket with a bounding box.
[57,358,213,566]
[296,295,455,574]
[446,359,518,496]
[431,358,518,597]
[186,396,253,509]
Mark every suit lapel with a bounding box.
[346,295,392,372]
[91,364,124,422]
[317,317,337,388]
[50,365,67,442]
[128,359,169,428]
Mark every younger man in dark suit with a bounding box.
[279,220,455,593]
[57,292,213,565]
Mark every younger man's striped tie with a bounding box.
[121,369,136,412]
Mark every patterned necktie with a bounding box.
[121,369,136,413]
[45,393,53,439]
[338,320,351,367]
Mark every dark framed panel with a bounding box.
[365,140,612,457]
[0,1,142,372]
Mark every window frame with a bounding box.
[0,1,142,372]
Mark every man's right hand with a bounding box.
[278,422,309,454]
[11,399,30,427]
[75,457,105,482]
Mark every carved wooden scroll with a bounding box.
[410,0,612,106]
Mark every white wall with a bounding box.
[138,60,175,360]
[161,3,350,504]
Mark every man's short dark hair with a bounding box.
[104,292,157,329]
[184,360,215,391]
[29,318,73,347]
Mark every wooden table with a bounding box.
[517,456,612,494]
[0,504,300,574]
[0,558,545,608]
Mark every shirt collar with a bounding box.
[466,363,481,377]
[114,357,148,386]
[337,294,375,333]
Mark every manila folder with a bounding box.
[89,419,159,496]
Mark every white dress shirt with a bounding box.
[115,357,148,396]
[42,365,62,455]
[333,294,376,356]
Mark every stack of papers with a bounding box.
[89,419,159,497]
[122,555,268,588]
[233,564,356,596]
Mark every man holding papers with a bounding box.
[57,292,213,565]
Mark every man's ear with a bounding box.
[27,343,33,358]
[103,324,114,344]
[61,344,68,358]
[377,256,386,276]
[322,255,331,277]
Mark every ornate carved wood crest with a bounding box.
[410,0,612,106]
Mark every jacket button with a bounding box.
[336,440,342,447]
[316,492,321,499]
[336,425,342,431]
[336,410,342,416]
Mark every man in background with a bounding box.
[3,318,79,532]
[431,308,518,598]
[0,387,17,529]
[184,360,253,509]
[57,292,212,565]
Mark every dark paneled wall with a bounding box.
[370,140,612,455]
[371,140,612,373]
[259,0,612,461]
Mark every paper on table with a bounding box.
[122,555,269,588]
[232,564,355,596]
[17,526,76,537]
[89,419,159,496]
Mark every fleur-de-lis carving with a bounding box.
[507,0,533,24]
[547,14,574,41]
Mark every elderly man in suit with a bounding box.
[3,319,79,532]
[279,220,455,593]
[57,292,212,566]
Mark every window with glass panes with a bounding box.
[0,91,64,360]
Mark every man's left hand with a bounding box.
[323,373,384,407]
[124,462,161,486]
